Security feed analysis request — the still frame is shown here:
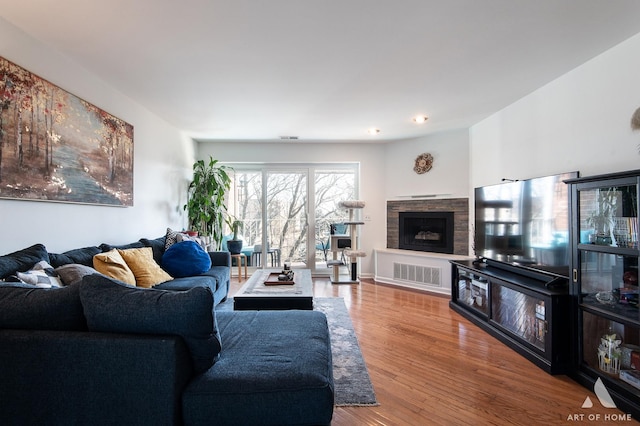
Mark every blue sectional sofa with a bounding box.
[0,238,334,425]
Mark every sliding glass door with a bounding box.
[227,163,357,274]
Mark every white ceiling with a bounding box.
[2,0,640,142]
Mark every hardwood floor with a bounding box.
[229,275,637,425]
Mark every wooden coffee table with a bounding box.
[233,269,313,310]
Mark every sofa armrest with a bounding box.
[209,250,231,268]
[0,329,193,426]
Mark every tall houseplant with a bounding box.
[183,156,232,250]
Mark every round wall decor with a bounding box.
[413,153,433,174]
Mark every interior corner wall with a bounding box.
[0,18,193,254]
[470,32,640,189]
[196,141,387,276]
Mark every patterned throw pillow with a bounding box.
[16,261,63,288]
[164,227,183,250]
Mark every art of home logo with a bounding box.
[566,378,633,422]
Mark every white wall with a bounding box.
[383,129,470,199]
[0,18,193,253]
[197,141,387,275]
[471,32,640,188]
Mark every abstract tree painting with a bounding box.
[0,56,133,206]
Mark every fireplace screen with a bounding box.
[398,211,454,254]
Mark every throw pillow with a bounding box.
[117,247,173,288]
[92,250,136,285]
[0,282,86,331]
[16,260,63,288]
[164,227,183,250]
[162,241,212,278]
[55,263,102,286]
[0,244,50,280]
[80,274,220,373]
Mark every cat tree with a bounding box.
[327,200,366,284]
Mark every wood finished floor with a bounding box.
[229,275,637,425]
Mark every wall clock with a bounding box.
[413,153,433,174]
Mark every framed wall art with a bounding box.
[0,56,133,206]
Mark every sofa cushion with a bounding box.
[16,261,63,288]
[92,249,136,285]
[80,274,221,373]
[99,241,145,252]
[162,241,212,278]
[49,246,102,268]
[55,263,102,286]
[118,247,173,288]
[140,236,166,265]
[0,244,50,280]
[0,282,86,330]
[183,310,334,426]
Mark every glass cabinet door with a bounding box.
[579,251,639,321]
[578,184,637,248]
[456,268,489,317]
[492,282,547,352]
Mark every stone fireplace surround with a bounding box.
[386,198,469,256]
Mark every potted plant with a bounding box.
[183,156,232,250]
[226,216,243,255]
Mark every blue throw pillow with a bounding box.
[80,274,221,373]
[161,241,211,278]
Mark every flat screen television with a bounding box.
[474,171,578,278]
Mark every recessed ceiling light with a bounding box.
[413,115,428,124]
[367,128,380,135]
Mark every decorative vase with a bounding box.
[227,240,243,255]
[598,327,622,375]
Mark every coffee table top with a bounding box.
[235,269,312,298]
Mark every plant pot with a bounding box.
[227,239,243,255]
[186,230,199,237]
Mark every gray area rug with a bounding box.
[217,297,378,406]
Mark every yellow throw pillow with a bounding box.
[118,247,173,288]
[93,250,136,285]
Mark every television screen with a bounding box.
[474,171,578,277]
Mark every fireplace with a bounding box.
[398,211,454,254]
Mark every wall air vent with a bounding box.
[392,262,441,288]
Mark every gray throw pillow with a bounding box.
[80,274,221,373]
[55,263,102,286]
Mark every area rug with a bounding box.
[217,297,378,406]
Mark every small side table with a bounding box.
[230,253,248,281]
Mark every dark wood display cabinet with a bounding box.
[566,170,640,419]
[450,259,571,374]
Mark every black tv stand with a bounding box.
[449,259,571,374]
